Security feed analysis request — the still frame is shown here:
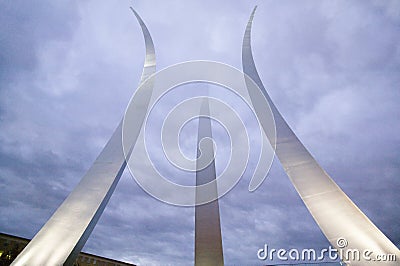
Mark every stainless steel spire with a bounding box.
[195,99,224,266]
[242,6,399,265]
[11,8,156,266]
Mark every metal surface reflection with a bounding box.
[11,8,156,266]
[242,6,399,265]
[195,99,224,266]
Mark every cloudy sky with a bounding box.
[1,0,399,265]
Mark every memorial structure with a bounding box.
[11,6,399,266]
[242,7,399,265]
[11,8,156,266]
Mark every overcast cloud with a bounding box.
[0,0,399,265]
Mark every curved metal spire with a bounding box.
[242,6,399,265]
[12,8,156,266]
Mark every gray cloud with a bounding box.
[0,0,399,265]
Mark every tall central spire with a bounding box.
[195,99,224,266]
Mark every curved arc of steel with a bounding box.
[12,8,156,266]
[242,6,399,265]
